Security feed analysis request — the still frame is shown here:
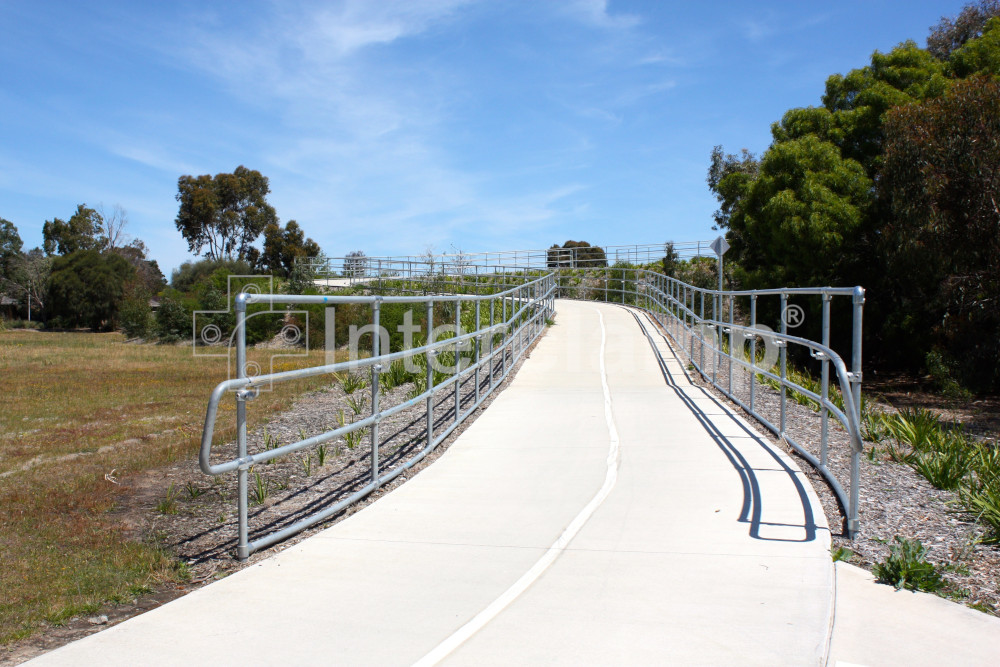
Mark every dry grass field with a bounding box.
[0,330,330,643]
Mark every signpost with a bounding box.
[710,235,730,293]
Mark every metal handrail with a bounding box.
[553,266,865,536]
[201,272,556,559]
[201,256,867,557]
[301,240,715,279]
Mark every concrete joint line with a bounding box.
[413,307,621,667]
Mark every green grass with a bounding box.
[0,330,334,644]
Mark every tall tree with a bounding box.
[175,166,278,261]
[928,0,1000,59]
[5,248,50,318]
[260,220,321,277]
[0,218,22,280]
[42,204,102,256]
[46,250,135,330]
[96,204,130,251]
[881,76,1000,390]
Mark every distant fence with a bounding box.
[301,241,713,281]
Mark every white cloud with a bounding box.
[299,0,477,58]
[564,0,640,30]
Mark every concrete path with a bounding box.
[25,300,996,665]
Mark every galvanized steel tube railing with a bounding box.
[303,241,715,279]
[555,267,866,537]
[200,272,556,559]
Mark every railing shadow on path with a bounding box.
[623,306,820,544]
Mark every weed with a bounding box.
[302,454,313,477]
[831,545,854,562]
[379,360,409,392]
[872,536,945,592]
[317,443,328,466]
[184,482,205,500]
[960,468,1000,544]
[340,373,368,394]
[908,431,973,491]
[262,428,280,463]
[335,409,364,450]
[861,408,890,443]
[156,483,179,515]
[346,393,368,416]
[345,427,367,450]
[250,472,269,506]
[408,374,428,400]
[888,408,941,449]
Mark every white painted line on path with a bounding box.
[412,307,621,666]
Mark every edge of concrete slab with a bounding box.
[827,561,1000,667]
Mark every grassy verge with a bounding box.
[0,330,331,643]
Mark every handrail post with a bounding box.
[851,286,865,423]
[489,295,496,389]
[426,300,435,450]
[728,293,734,396]
[712,286,719,384]
[699,291,705,371]
[235,297,250,561]
[371,300,381,486]
[749,294,757,413]
[821,293,832,467]
[474,300,481,405]
[455,298,462,422]
[779,293,788,435]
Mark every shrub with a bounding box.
[873,536,945,592]
[155,293,191,342]
[119,286,152,338]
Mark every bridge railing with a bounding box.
[554,266,866,537]
[199,271,556,559]
[303,241,713,280]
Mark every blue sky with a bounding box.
[0,0,970,275]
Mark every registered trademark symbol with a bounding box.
[782,304,805,328]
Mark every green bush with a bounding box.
[908,430,974,490]
[119,286,152,338]
[873,536,945,592]
[925,349,974,400]
[155,293,191,342]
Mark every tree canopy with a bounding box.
[175,166,277,261]
[46,249,135,330]
[706,0,1000,390]
[0,218,22,280]
[260,220,321,277]
[881,76,1000,390]
[546,241,607,268]
[42,204,102,256]
[927,0,1000,59]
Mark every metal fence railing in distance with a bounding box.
[302,241,714,282]
[200,273,556,559]
[554,266,866,537]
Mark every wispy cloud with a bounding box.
[563,0,640,30]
